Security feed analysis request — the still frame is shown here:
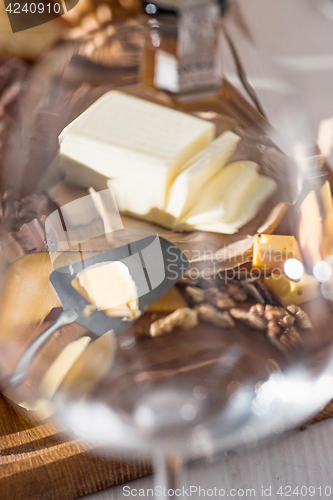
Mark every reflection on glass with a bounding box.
[0,12,333,500]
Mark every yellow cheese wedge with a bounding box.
[146,286,187,313]
[264,272,319,307]
[253,234,303,273]
[0,251,100,337]
[0,253,61,336]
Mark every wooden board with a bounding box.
[0,394,151,500]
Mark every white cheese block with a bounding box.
[107,169,167,225]
[164,131,240,225]
[175,161,276,234]
[59,91,215,220]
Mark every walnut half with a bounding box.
[149,307,198,337]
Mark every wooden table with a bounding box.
[0,392,332,500]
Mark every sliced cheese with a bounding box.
[3,337,91,417]
[47,181,95,227]
[1,390,55,419]
[174,161,276,234]
[228,174,277,228]
[297,181,333,270]
[59,90,215,223]
[55,90,277,236]
[180,161,259,224]
[164,131,240,224]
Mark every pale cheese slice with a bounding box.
[76,260,139,318]
[227,174,277,229]
[164,131,240,224]
[175,161,276,234]
[178,161,259,225]
[58,332,117,396]
[55,90,276,236]
[41,336,91,399]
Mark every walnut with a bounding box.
[281,314,295,326]
[294,309,312,329]
[286,304,312,329]
[249,303,265,316]
[227,281,248,302]
[186,285,205,304]
[229,308,268,330]
[204,288,236,309]
[196,303,235,329]
[286,304,301,315]
[265,306,302,355]
[280,326,302,351]
[149,308,198,337]
[264,305,285,321]
[267,320,282,336]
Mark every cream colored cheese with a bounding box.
[164,131,240,224]
[55,91,275,235]
[77,260,139,318]
[59,90,215,222]
[42,336,91,399]
[175,161,276,234]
